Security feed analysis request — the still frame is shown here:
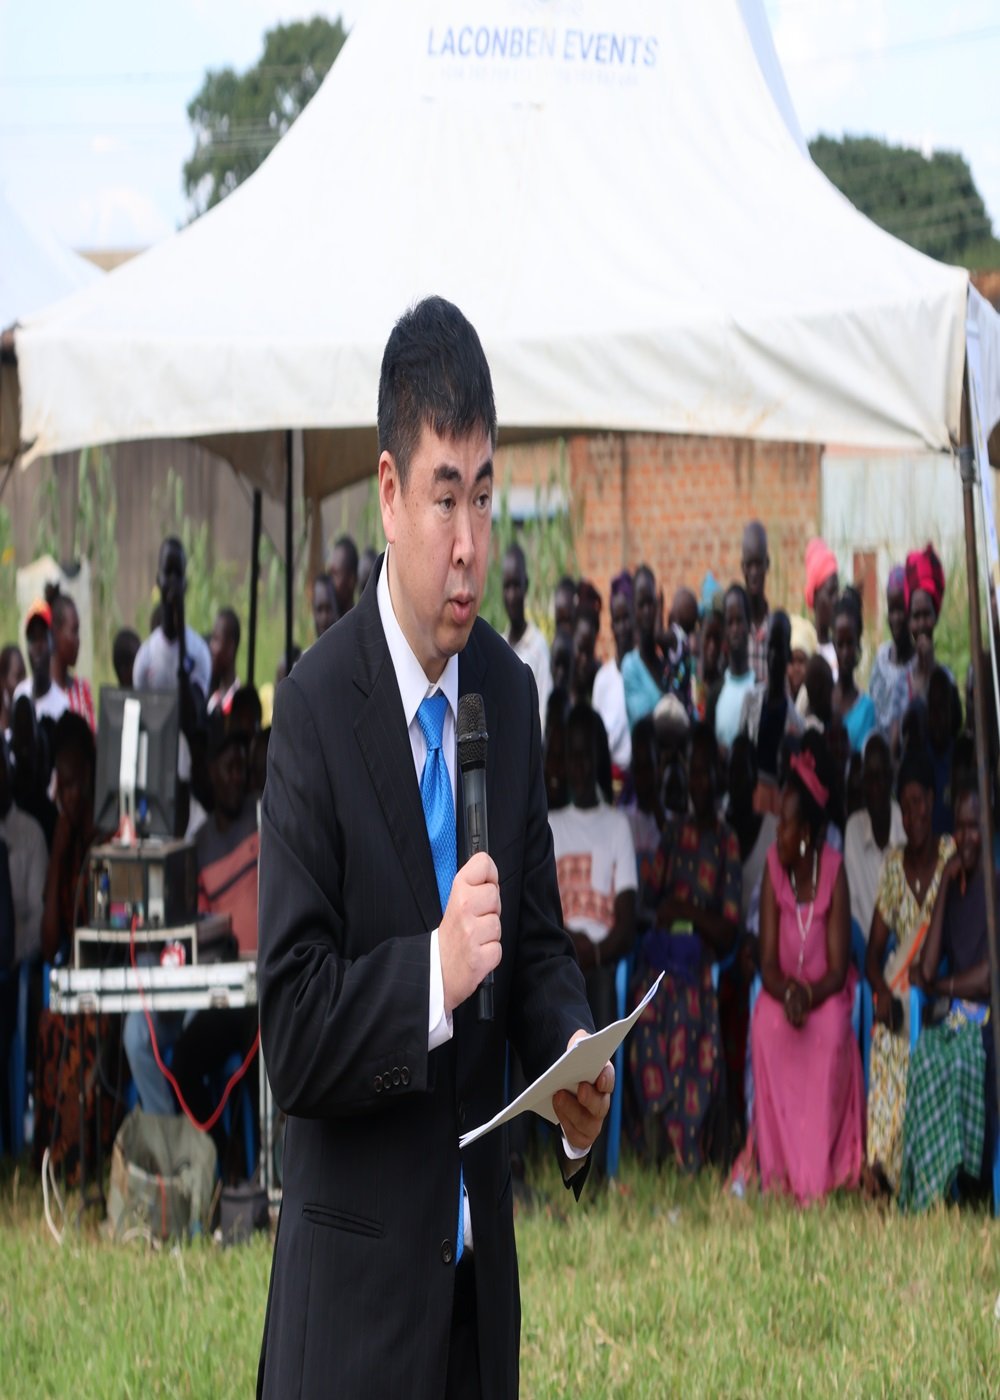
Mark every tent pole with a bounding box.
[958,405,1000,1128]
[247,488,262,689]
[285,429,294,674]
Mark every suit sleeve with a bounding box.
[506,664,595,1083]
[257,674,432,1119]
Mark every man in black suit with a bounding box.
[257,297,612,1399]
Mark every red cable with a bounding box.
[128,913,260,1134]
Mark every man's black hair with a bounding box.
[835,587,863,639]
[333,534,359,576]
[159,536,186,571]
[44,582,74,629]
[52,710,95,771]
[377,296,497,488]
[218,606,241,653]
[725,582,751,624]
[112,628,140,676]
[504,541,527,573]
[313,573,334,595]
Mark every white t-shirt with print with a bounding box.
[548,801,637,945]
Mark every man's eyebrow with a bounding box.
[431,460,495,485]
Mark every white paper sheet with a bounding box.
[458,972,664,1149]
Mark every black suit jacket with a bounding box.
[256,556,593,1400]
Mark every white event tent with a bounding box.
[8,0,1000,498]
[0,186,101,332]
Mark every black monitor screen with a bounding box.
[95,687,179,838]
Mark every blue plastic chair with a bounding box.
[908,983,1000,1215]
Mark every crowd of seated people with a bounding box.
[3,518,998,1217]
[523,526,998,1211]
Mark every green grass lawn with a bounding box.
[1,1154,997,1398]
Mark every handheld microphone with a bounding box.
[457,692,493,1022]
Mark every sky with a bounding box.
[0,0,998,250]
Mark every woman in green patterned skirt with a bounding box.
[863,747,954,1196]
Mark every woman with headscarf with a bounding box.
[750,738,865,1202]
[863,747,955,1197]
[592,571,634,774]
[869,564,913,752]
[905,543,947,704]
[804,538,839,682]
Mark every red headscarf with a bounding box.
[804,538,837,610]
[904,543,945,615]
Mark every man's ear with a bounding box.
[379,451,399,545]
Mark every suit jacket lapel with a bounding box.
[352,556,443,934]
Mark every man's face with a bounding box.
[502,554,526,630]
[741,533,768,603]
[157,542,186,635]
[26,619,51,683]
[379,425,493,682]
[725,596,748,667]
[312,580,336,639]
[611,592,634,661]
[56,751,91,831]
[212,742,248,821]
[635,573,656,643]
[566,722,597,808]
[210,617,234,686]
[573,617,596,691]
[863,746,890,822]
[554,584,576,634]
[330,546,356,614]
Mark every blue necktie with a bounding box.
[416,693,463,1263]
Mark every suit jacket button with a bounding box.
[374,1074,382,1093]
[401,1067,410,1086]
[458,1102,467,1127]
[392,1067,401,1087]
[440,1239,454,1265]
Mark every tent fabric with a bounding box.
[11,0,991,498]
[0,187,101,332]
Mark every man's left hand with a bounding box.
[552,1030,614,1153]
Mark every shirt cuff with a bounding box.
[561,1135,590,1162]
[428,927,453,1051]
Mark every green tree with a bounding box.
[809,134,1000,268]
[184,16,348,219]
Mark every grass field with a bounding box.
[1,1153,997,1398]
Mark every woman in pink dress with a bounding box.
[751,742,864,1203]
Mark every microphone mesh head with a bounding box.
[457,692,488,768]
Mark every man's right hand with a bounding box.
[439,852,502,1015]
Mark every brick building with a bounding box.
[497,432,821,656]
